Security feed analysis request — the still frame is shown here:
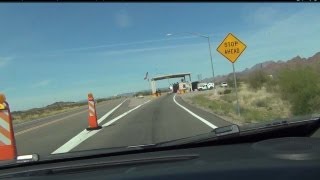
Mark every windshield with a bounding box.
[0,2,320,162]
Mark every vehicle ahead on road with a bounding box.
[137,94,144,98]
[1,2,319,180]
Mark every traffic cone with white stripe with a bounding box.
[0,94,17,161]
[86,93,102,131]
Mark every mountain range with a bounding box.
[202,52,320,83]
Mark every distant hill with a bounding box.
[12,101,81,115]
[11,96,121,123]
[202,52,320,83]
[11,97,116,114]
[45,101,76,108]
[12,52,320,115]
[118,92,136,97]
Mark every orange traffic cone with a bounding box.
[86,93,102,131]
[0,94,17,161]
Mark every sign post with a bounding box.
[232,63,240,116]
[216,33,247,116]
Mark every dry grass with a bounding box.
[12,105,86,124]
[186,83,291,125]
[11,97,120,125]
[237,84,291,121]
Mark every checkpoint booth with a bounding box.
[150,73,192,97]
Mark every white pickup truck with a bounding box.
[207,83,214,89]
[197,83,208,91]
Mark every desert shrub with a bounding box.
[277,67,320,115]
[224,89,232,94]
[247,70,268,90]
[252,99,268,108]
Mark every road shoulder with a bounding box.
[174,93,233,127]
[178,92,243,126]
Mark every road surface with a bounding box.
[13,93,230,158]
[13,93,320,159]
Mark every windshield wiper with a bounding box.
[155,116,320,148]
[2,117,318,169]
[127,143,158,149]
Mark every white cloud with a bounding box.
[50,35,198,53]
[15,35,205,58]
[98,42,206,56]
[114,9,132,28]
[32,79,52,88]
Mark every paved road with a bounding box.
[73,93,230,152]
[14,98,126,157]
[14,93,230,158]
[13,93,320,160]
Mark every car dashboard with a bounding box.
[0,136,319,180]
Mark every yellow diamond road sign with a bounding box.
[217,33,247,63]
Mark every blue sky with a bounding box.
[0,3,320,111]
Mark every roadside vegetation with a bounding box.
[11,97,120,124]
[12,103,87,124]
[188,65,320,124]
[191,84,290,124]
[246,66,320,116]
[276,67,320,115]
[134,91,153,97]
[134,88,171,97]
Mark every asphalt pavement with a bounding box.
[14,93,231,158]
[72,93,231,153]
[14,98,126,157]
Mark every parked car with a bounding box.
[197,83,208,91]
[220,82,228,88]
[207,83,214,89]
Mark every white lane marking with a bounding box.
[15,110,88,136]
[173,94,217,129]
[15,100,126,136]
[52,128,99,154]
[52,99,151,154]
[14,105,88,128]
[98,99,127,124]
[51,100,127,154]
[102,100,151,127]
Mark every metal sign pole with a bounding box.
[232,63,241,116]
